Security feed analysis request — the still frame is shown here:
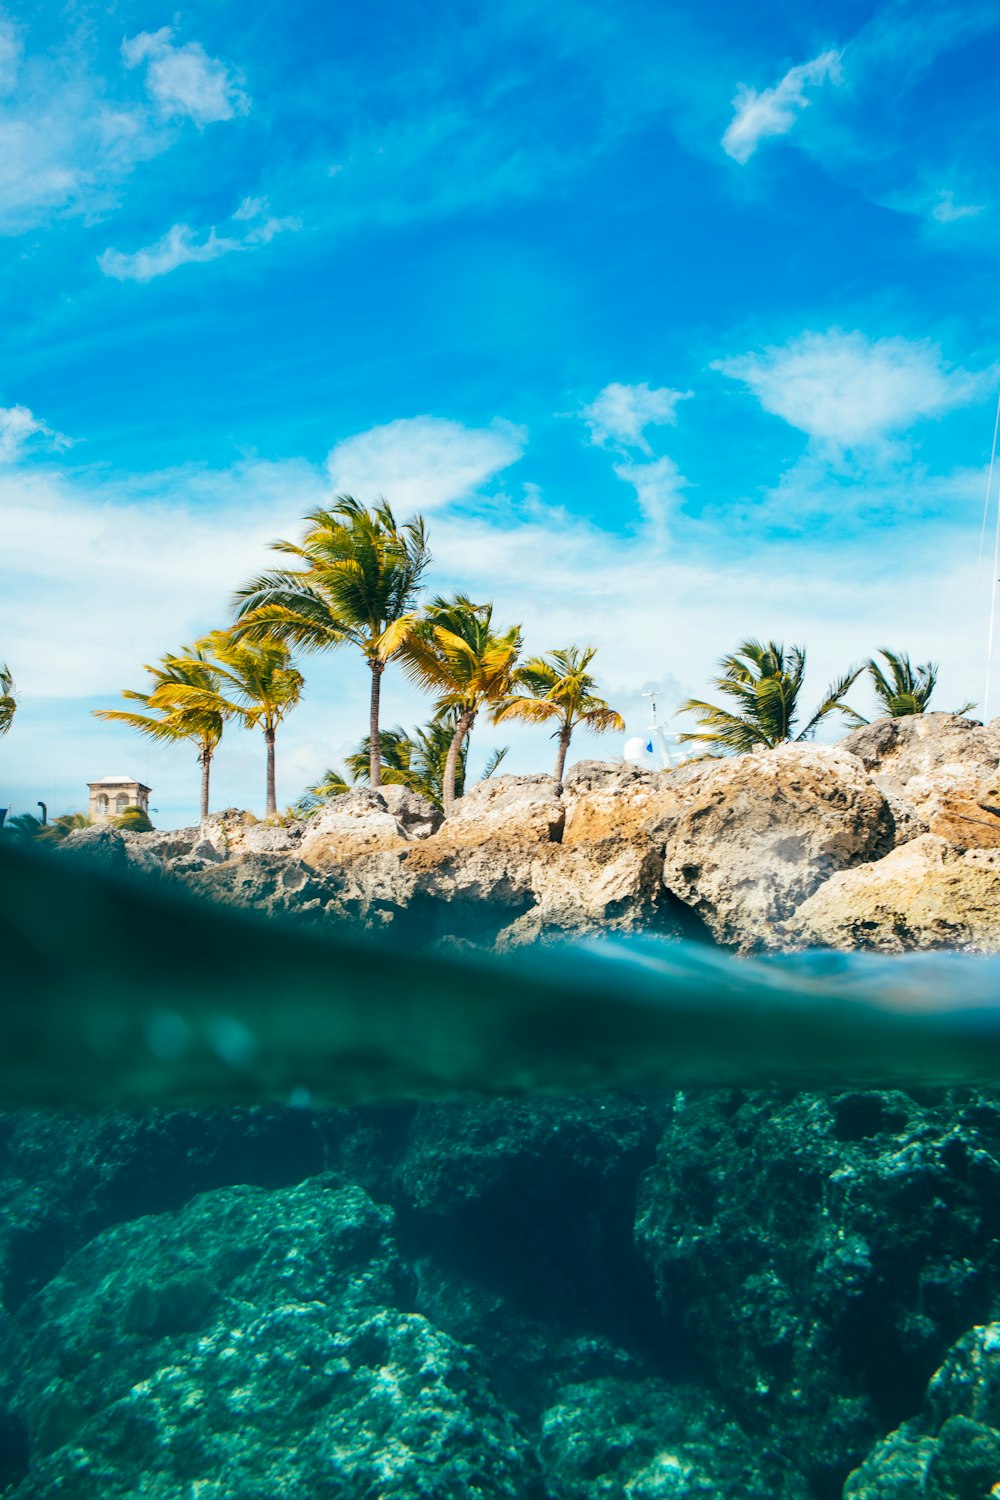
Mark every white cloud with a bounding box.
[0,424,990,824]
[0,405,68,463]
[580,382,692,455]
[99,224,240,282]
[99,199,300,282]
[325,416,527,512]
[932,189,985,224]
[722,49,842,164]
[0,16,22,93]
[121,28,249,127]
[713,329,981,447]
[0,458,326,700]
[612,456,688,540]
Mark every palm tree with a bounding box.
[399,595,521,814]
[0,662,15,738]
[344,718,502,808]
[677,639,860,753]
[233,497,429,789]
[346,726,420,788]
[6,811,90,843]
[291,768,350,818]
[494,645,625,785]
[155,633,304,818]
[94,646,225,821]
[843,648,975,726]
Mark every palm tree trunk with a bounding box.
[265,727,277,818]
[369,660,384,789]
[199,745,212,822]
[553,725,572,788]
[443,710,474,817]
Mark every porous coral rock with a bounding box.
[785,834,1000,952]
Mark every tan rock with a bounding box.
[841,713,1000,850]
[299,789,409,864]
[786,834,1000,953]
[647,743,894,949]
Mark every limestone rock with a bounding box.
[636,1089,1000,1493]
[648,743,894,949]
[844,1324,1000,1498]
[299,788,408,864]
[786,834,1000,952]
[842,713,1000,850]
[3,1179,544,1499]
[377,785,442,839]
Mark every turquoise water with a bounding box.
[4,836,1000,1106]
[5,839,1000,1496]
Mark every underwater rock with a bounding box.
[1,1178,545,1499]
[0,1108,332,1311]
[635,1089,1000,1495]
[843,1322,1000,1498]
[538,1374,809,1499]
[785,834,1000,952]
[648,744,894,949]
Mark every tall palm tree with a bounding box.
[233,496,429,789]
[677,639,860,753]
[494,645,625,785]
[0,662,15,738]
[94,646,225,821]
[400,595,521,814]
[844,648,975,726]
[155,633,304,818]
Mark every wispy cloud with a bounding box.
[713,329,982,447]
[121,28,250,127]
[612,455,687,541]
[0,17,250,234]
[0,405,69,464]
[325,416,527,513]
[580,382,692,455]
[722,49,842,164]
[99,199,300,283]
[931,188,985,224]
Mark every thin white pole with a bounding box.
[980,389,1000,561]
[985,397,1000,719]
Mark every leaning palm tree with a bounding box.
[399,595,521,815]
[94,646,225,821]
[0,662,15,738]
[677,639,860,753]
[843,648,975,726]
[155,633,304,818]
[494,645,625,785]
[233,497,429,789]
[96,651,223,820]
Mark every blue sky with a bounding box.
[2,0,1000,825]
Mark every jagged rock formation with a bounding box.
[59,713,1000,952]
[844,1323,1000,1497]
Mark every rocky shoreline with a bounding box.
[3,713,1000,1497]
[65,711,1000,953]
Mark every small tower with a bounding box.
[88,775,151,824]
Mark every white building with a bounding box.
[88,775,151,824]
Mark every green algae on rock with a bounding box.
[1,1178,545,1498]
